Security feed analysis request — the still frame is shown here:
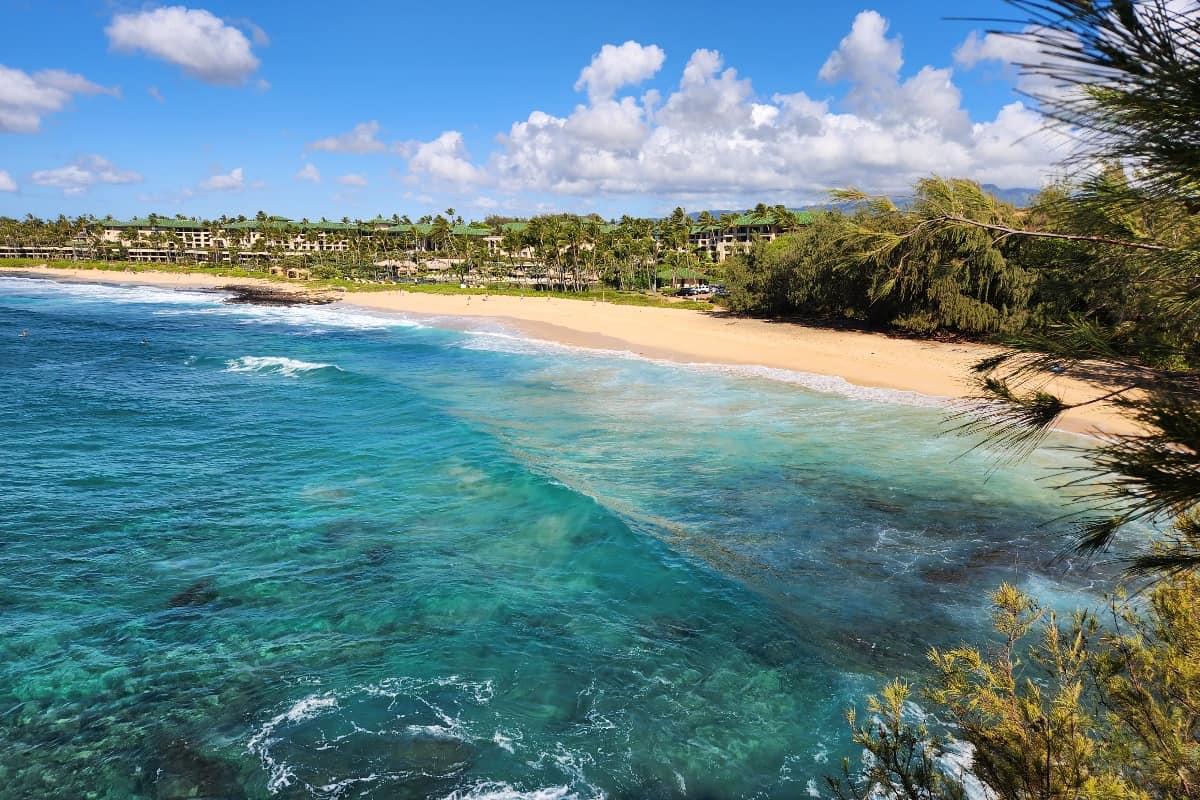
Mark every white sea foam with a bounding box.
[440,782,580,800]
[0,275,221,305]
[224,355,339,377]
[157,301,424,331]
[247,693,339,793]
[2,274,428,332]
[457,326,947,409]
[248,677,507,796]
[940,738,998,800]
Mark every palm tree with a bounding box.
[666,207,692,289]
[500,225,523,284]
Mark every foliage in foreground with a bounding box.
[831,2,1200,797]
[829,555,1200,800]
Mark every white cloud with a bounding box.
[0,170,16,192]
[574,41,665,101]
[308,120,386,153]
[407,131,482,185]
[565,97,648,150]
[337,172,367,187]
[200,167,244,190]
[954,28,1074,100]
[475,21,1070,203]
[147,85,165,103]
[0,66,118,133]
[955,30,1031,69]
[106,6,261,85]
[818,11,969,138]
[295,163,321,182]
[819,10,903,110]
[31,155,142,196]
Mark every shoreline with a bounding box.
[3,265,1139,437]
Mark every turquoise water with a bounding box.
[0,276,1104,799]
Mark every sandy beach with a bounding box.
[4,265,1138,436]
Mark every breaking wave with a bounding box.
[224,356,339,377]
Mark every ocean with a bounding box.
[0,275,1106,799]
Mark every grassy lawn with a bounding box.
[1,259,719,311]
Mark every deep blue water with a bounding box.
[0,276,1102,799]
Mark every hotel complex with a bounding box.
[0,212,807,280]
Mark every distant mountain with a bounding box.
[689,185,1041,220]
[979,185,1041,207]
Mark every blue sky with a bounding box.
[0,0,1059,221]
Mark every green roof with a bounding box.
[109,217,206,229]
[732,213,776,226]
[300,220,358,231]
[730,211,815,227]
[385,223,434,235]
[452,224,492,237]
[226,217,295,230]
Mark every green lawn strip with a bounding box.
[2,259,718,311]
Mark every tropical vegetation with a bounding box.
[0,204,807,293]
[824,1,1200,797]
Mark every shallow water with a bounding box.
[0,276,1107,799]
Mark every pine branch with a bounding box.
[926,216,1170,252]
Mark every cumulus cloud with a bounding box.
[574,41,665,101]
[200,167,244,190]
[0,170,16,192]
[819,10,903,111]
[106,6,262,85]
[0,66,118,133]
[475,15,1070,203]
[31,155,142,196]
[337,172,367,187]
[954,28,1076,101]
[407,131,482,185]
[295,163,321,182]
[308,120,387,153]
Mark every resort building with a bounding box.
[0,211,813,283]
[688,211,814,262]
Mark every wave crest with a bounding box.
[224,356,339,377]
